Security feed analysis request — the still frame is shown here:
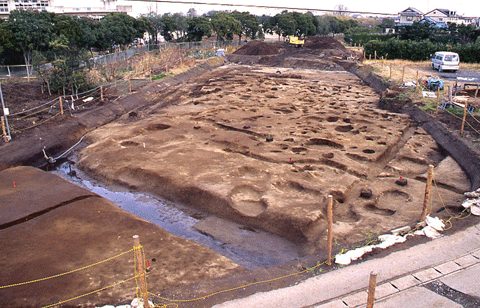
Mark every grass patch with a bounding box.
[445,107,464,115]
[152,73,167,80]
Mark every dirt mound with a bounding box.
[304,36,348,51]
[234,40,280,56]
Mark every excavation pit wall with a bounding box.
[77,64,470,256]
[348,63,480,191]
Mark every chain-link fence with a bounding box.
[0,40,245,80]
[0,65,34,79]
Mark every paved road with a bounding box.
[214,222,480,308]
[436,70,480,83]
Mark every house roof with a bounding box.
[400,7,423,15]
[420,16,448,28]
[425,9,450,16]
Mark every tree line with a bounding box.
[347,20,480,62]
[0,9,371,66]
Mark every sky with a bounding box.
[54,0,480,17]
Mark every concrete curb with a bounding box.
[214,222,480,308]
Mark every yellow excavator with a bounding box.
[285,36,304,47]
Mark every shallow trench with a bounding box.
[48,158,300,270]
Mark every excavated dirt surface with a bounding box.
[0,37,477,307]
[0,166,244,308]
[78,63,469,255]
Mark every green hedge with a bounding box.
[364,38,480,63]
[344,33,395,46]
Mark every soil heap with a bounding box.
[229,36,358,70]
[233,40,280,56]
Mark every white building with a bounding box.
[396,7,478,27]
[0,0,132,19]
[397,7,424,26]
[424,8,476,26]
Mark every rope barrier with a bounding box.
[41,275,139,308]
[150,260,327,304]
[13,112,62,133]
[433,179,472,231]
[443,108,480,136]
[0,248,134,290]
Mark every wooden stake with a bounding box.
[100,86,104,102]
[133,235,150,308]
[448,85,452,103]
[369,54,371,61]
[421,165,434,221]
[461,102,469,136]
[366,271,377,308]
[1,116,8,143]
[436,89,440,114]
[129,79,132,93]
[59,97,63,115]
[374,50,377,60]
[327,195,334,266]
[389,64,392,79]
[415,71,419,93]
[401,66,405,84]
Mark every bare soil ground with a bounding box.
[0,37,478,307]
[77,38,469,254]
[366,59,480,155]
[0,166,244,308]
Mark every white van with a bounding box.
[431,51,460,72]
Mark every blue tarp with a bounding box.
[427,78,444,91]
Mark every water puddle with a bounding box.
[49,160,299,269]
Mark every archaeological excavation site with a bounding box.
[1,36,478,308]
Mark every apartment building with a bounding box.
[0,0,132,19]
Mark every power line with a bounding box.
[125,0,396,16]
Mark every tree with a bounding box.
[317,15,339,35]
[52,15,82,48]
[398,20,435,41]
[160,13,176,42]
[187,8,197,18]
[172,12,188,40]
[231,11,262,42]
[456,24,480,44]
[136,16,153,41]
[334,4,348,15]
[0,20,16,63]
[7,10,54,74]
[187,16,212,41]
[291,12,317,37]
[101,12,141,48]
[378,18,395,33]
[210,12,242,41]
[276,12,296,38]
[338,18,358,33]
[141,12,163,43]
[263,14,280,39]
